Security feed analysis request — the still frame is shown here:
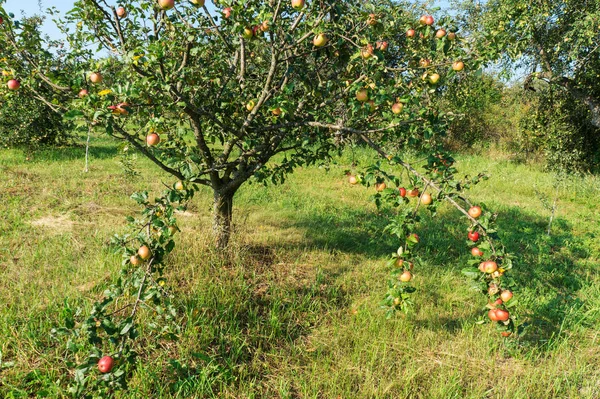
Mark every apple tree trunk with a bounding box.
[213,189,234,249]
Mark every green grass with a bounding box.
[1,136,600,398]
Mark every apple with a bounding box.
[98,356,114,373]
[348,175,358,185]
[0,17,3,24]
[406,29,415,38]
[158,0,175,10]
[501,331,512,337]
[367,13,377,26]
[260,21,269,32]
[190,0,205,6]
[375,182,387,192]
[361,44,374,59]
[168,225,178,235]
[146,133,160,146]
[393,297,401,306]
[138,245,151,260]
[242,27,254,39]
[399,187,407,197]
[495,309,510,321]
[419,59,431,68]
[483,260,498,274]
[116,102,129,115]
[408,233,420,243]
[291,0,305,10]
[130,255,141,265]
[116,6,127,17]
[435,29,446,39]
[399,270,412,282]
[78,89,88,98]
[478,261,486,272]
[452,61,464,71]
[488,309,499,322]
[468,231,479,242]
[447,32,456,41]
[7,79,20,90]
[272,107,282,116]
[376,41,388,51]
[391,102,403,114]
[356,89,369,102]
[428,73,440,84]
[367,100,376,112]
[246,100,255,111]
[471,247,483,257]
[89,72,103,84]
[500,290,513,302]
[223,7,232,18]
[175,180,184,190]
[420,15,434,25]
[313,33,328,47]
[494,298,503,306]
[407,188,419,197]
[421,193,433,205]
[468,206,482,218]
[395,258,404,268]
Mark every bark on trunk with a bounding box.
[213,190,234,249]
[558,77,600,128]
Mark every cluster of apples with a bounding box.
[467,205,514,335]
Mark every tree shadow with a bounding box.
[22,143,119,163]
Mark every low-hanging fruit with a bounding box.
[98,356,114,373]
[361,44,374,59]
[500,290,513,302]
[246,100,255,111]
[399,270,412,282]
[399,187,407,197]
[468,231,479,242]
[483,260,498,274]
[495,309,510,321]
[367,13,377,26]
[138,245,151,260]
[447,32,456,40]
[348,175,358,185]
[313,33,328,47]
[420,15,434,26]
[419,59,431,68]
[272,107,282,116]
[468,206,482,218]
[375,182,387,192]
[242,27,254,39]
[407,188,419,197]
[421,193,433,205]
[146,133,160,146]
[435,29,446,38]
[130,255,141,265]
[7,79,20,90]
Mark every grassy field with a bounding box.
[1,137,600,398]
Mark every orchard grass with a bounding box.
[1,136,600,398]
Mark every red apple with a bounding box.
[367,13,377,26]
[356,89,369,102]
[501,331,512,337]
[376,41,389,51]
[391,102,403,114]
[89,72,103,84]
[158,0,175,10]
[116,6,127,17]
[7,79,20,90]
[407,188,420,197]
[471,247,483,257]
[495,309,510,321]
[406,29,415,38]
[488,309,499,321]
[500,290,513,302]
[435,29,446,39]
[146,133,160,146]
[361,44,374,59]
[399,187,407,197]
[483,260,498,274]
[420,15,434,26]
[399,270,412,282]
[78,89,89,98]
[468,206,482,218]
[98,356,114,373]
[468,231,479,242]
[223,7,232,18]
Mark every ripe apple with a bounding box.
[130,255,141,265]
[0,16,3,24]
[399,270,412,282]
[313,33,328,47]
[421,193,433,205]
[260,21,269,32]
[116,6,127,17]
[406,29,415,38]
[483,260,498,274]
[356,89,369,102]
[78,89,88,98]
[452,61,464,71]
[367,13,377,26]
[98,356,114,373]
[191,0,205,6]
[488,309,499,322]
[223,7,232,18]
[501,331,512,337]
[89,72,103,84]
[291,0,305,10]
[246,100,255,111]
[494,298,503,306]
[116,102,129,115]
[376,41,388,51]
[242,27,254,39]
[395,258,404,268]
[138,245,151,260]
[375,182,387,192]
[428,73,440,84]
[471,247,483,257]
[435,29,446,39]
[500,290,513,302]
[419,59,431,68]
[7,79,20,90]
[468,231,479,242]
[272,107,282,116]
[158,0,175,10]
[361,44,374,59]
[478,261,486,272]
[146,133,160,146]
[447,32,456,41]
[399,187,407,197]
[495,309,509,321]
[468,206,482,218]
[407,188,419,197]
[348,175,358,185]
[420,15,434,25]
[392,102,403,114]
[175,180,184,191]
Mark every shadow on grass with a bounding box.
[26,143,119,163]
